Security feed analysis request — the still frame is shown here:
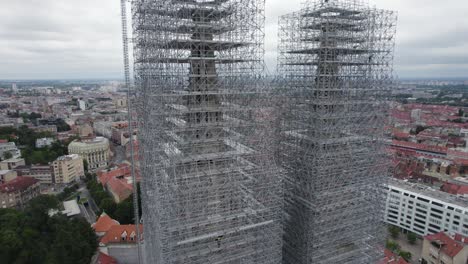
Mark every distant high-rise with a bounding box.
[277,0,397,263]
[131,0,282,263]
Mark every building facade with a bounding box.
[0,170,17,184]
[52,154,84,184]
[0,158,25,170]
[15,165,54,184]
[277,0,397,263]
[421,232,468,264]
[0,176,40,209]
[385,180,468,237]
[68,137,110,171]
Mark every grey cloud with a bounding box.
[0,0,467,79]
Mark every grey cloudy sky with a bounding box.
[1,0,467,79]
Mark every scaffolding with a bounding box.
[277,0,397,263]
[131,0,282,263]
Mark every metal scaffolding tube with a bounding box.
[276,0,397,263]
[131,0,282,263]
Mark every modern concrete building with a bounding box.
[52,154,84,184]
[0,176,40,209]
[0,158,25,170]
[99,225,143,264]
[385,179,468,237]
[68,137,110,171]
[421,232,468,264]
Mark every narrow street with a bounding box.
[78,182,98,223]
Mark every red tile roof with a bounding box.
[92,212,120,233]
[379,249,409,264]
[97,164,131,186]
[100,224,143,245]
[0,176,39,193]
[96,252,117,264]
[425,232,465,258]
[106,177,133,202]
[441,182,468,195]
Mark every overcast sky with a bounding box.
[1,0,467,80]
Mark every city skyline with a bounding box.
[1,0,468,79]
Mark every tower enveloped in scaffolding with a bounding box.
[131,0,282,263]
[277,0,397,263]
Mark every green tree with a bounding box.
[388,225,400,239]
[114,199,134,224]
[0,195,97,264]
[385,240,400,252]
[2,151,12,160]
[100,198,117,216]
[407,232,417,245]
[399,251,412,262]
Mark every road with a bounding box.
[78,182,98,223]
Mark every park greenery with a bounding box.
[0,126,71,164]
[86,177,141,225]
[0,195,97,264]
[386,226,418,262]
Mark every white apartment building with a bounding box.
[0,141,21,159]
[35,137,55,148]
[385,179,468,237]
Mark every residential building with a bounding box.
[99,224,143,264]
[35,137,54,148]
[15,165,53,184]
[68,137,110,171]
[0,176,40,209]
[93,121,113,138]
[385,179,468,237]
[421,232,468,264]
[52,154,84,184]
[0,170,17,184]
[32,125,57,135]
[0,140,21,159]
[0,158,25,170]
[92,212,120,237]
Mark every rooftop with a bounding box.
[379,249,409,264]
[389,179,468,209]
[100,224,143,245]
[62,200,81,217]
[55,154,80,161]
[92,212,120,233]
[0,176,39,193]
[96,252,117,264]
[425,232,467,258]
[0,158,24,163]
